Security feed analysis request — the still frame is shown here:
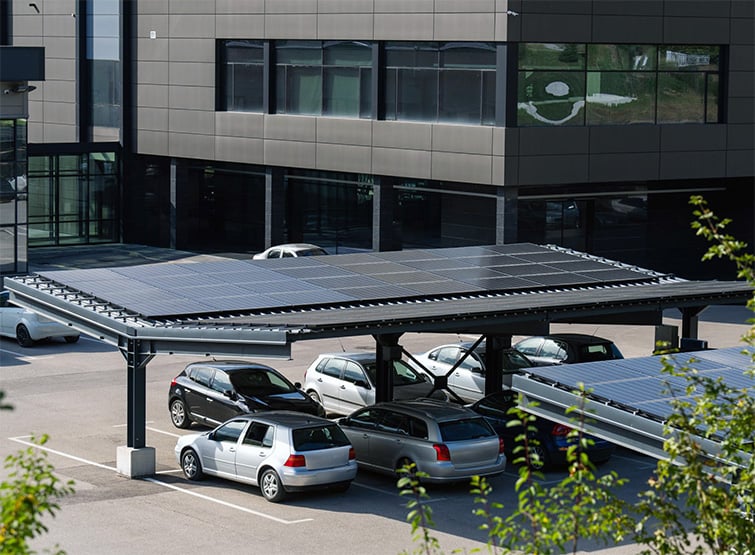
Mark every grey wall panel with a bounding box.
[492,156,505,185]
[592,0,663,16]
[374,0,434,13]
[431,125,494,155]
[39,37,75,58]
[493,127,506,156]
[264,139,317,168]
[589,153,661,182]
[137,62,170,85]
[315,118,373,146]
[726,150,755,177]
[662,17,730,44]
[503,155,519,184]
[264,115,317,142]
[494,12,510,41]
[660,125,727,152]
[168,87,215,111]
[139,0,169,15]
[168,109,216,134]
[137,107,169,132]
[44,58,75,81]
[729,45,755,72]
[316,143,372,173]
[728,98,755,124]
[168,15,216,38]
[265,0,317,13]
[168,39,214,63]
[137,130,169,156]
[42,123,77,143]
[137,38,170,62]
[373,121,432,150]
[317,14,375,40]
[42,15,77,38]
[520,14,591,42]
[137,85,170,109]
[167,63,215,87]
[137,15,169,39]
[215,136,265,164]
[728,70,755,98]
[42,80,75,104]
[591,16,663,43]
[372,147,432,179]
[503,128,519,157]
[660,151,726,179]
[431,151,493,184]
[730,18,755,44]
[264,15,318,38]
[731,0,754,17]
[319,0,374,13]
[589,126,661,154]
[169,133,216,159]
[663,0,732,18]
[216,15,265,38]
[434,13,495,40]
[435,0,494,11]
[518,155,589,185]
[216,112,265,138]
[168,0,215,14]
[216,0,265,14]
[374,14,434,40]
[727,124,755,150]
[518,127,590,156]
[520,1,592,14]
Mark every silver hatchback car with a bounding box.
[175,411,357,502]
[337,399,506,483]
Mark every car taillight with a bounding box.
[433,444,451,461]
[551,424,571,437]
[170,378,178,387]
[284,454,306,467]
[348,447,356,460]
[498,437,505,454]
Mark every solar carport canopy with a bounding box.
[5,243,752,357]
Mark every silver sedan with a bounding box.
[338,399,506,483]
[175,411,357,502]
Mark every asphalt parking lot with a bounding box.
[1,245,751,554]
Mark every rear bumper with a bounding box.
[280,461,358,490]
[416,455,507,483]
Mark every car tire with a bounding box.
[170,398,191,429]
[16,324,34,347]
[260,468,286,503]
[181,449,203,481]
[64,335,79,344]
[306,389,321,404]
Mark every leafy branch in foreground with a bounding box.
[398,462,443,555]
[0,434,75,555]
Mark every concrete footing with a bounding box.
[116,446,156,478]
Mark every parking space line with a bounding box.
[0,347,42,359]
[9,435,314,524]
[143,477,313,524]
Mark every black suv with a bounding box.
[168,360,325,428]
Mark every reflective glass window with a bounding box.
[221,40,264,112]
[657,72,706,123]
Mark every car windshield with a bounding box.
[292,424,351,451]
[362,359,427,386]
[439,417,496,442]
[230,369,297,396]
[299,248,327,256]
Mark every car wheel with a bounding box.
[260,468,286,503]
[64,335,79,344]
[15,324,34,347]
[307,389,321,404]
[170,398,191,429]
[181,449,203,481]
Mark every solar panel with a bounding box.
[34,243,669,319]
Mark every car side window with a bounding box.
[213,420,247,443]
[458,350,483,372]
[406,416,428,439]
[190,366,213,387]
[516,338,542,356]
[318,357,345,379]
[541,339,567,361]
[282,251,294,257]
[436,347,460,366]
[348,408,382,430]
[210,370,233,394]
[378,411,408,435]
[244,422,272,447]
[269,249,281,258]
[343,361,369,388]
[0,291,9,308]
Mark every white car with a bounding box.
[0,291,80,347]
[253,243,327,259]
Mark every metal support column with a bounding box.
[484,334,512,394]
[681,306,703,340]
[375,333,402,403]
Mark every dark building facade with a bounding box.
[3,0,754,280]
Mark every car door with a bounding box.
[206,369,242,424]
[448,349,487,401]
[0,292,23,338]
[183,366,215,421]
[422,346,461,377]
[199,419,248,477]
[341,408,383,466]
[234,421,275,484]
[338,360,373,413]
[312,357,348,414]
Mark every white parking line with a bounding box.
[8,435,313,525]
[0,347,42,359]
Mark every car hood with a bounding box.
[241,391,319,413]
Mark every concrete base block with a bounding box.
[116,446,156,478]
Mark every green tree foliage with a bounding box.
[0,393,75,554]
[400,195,755,554]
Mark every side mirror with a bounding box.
[294,381,302,389]
[224,390,238,401]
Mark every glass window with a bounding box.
[518,43,721,127]
[211,371,233,394]
[86,0,121,142]
[244,422,272,446]
[439,417,495,441]
[213,420,247,443]
[318,357,345,378]
[276,40,372,118]
[343,362,369,387]
[348,408,382,430]
[221,40,264,112]
[385,42,496,125]
[190,367,213,387]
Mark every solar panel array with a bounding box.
[37,243,664,319]
[521,346,755,421]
